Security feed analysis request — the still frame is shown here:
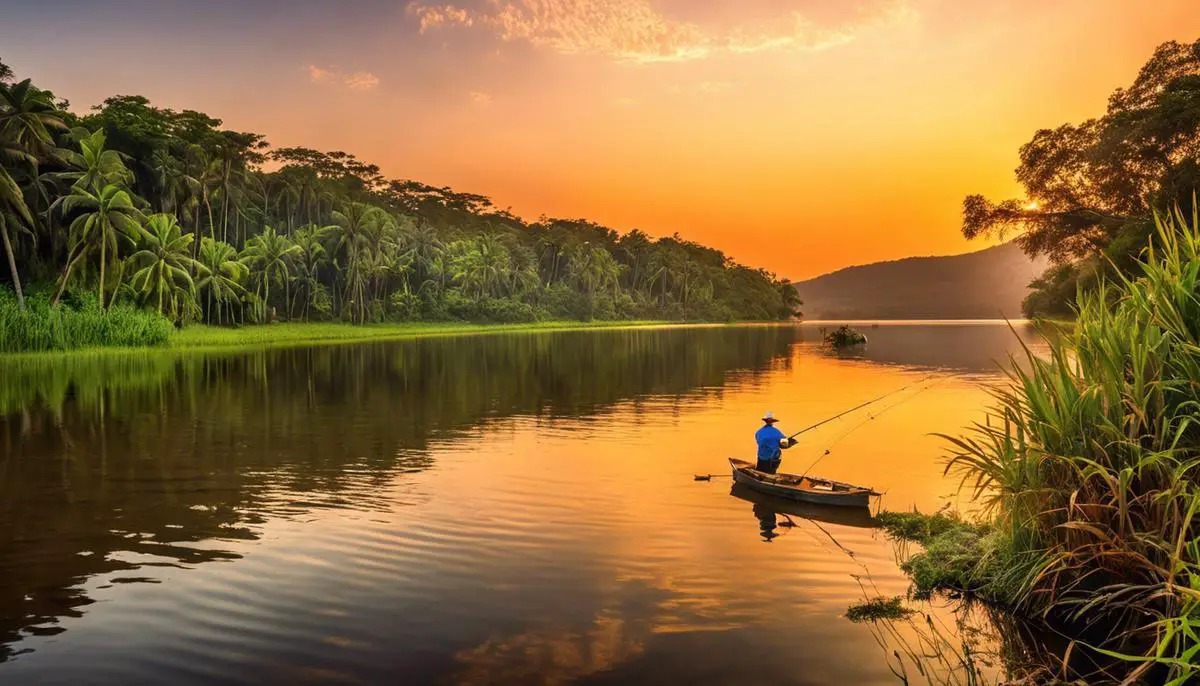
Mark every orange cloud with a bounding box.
[408,0,918,63]
[308,64,380,90]
[345,71,381,90]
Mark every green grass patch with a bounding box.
[876,509,973,543]
[0,289,173,353]
[845,596,914,623]
[169,320,681,351]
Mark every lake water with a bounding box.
[0,322,1047,685]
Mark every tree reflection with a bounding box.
[0,326,798,661]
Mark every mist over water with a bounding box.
[0,323,1045,684]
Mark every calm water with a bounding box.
[0,323,1046,685]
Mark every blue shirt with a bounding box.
[755,424,786,461]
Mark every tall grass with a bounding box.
[938,208,1200,682]
[0,289,174,353]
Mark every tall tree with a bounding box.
[961,39,1200,314]
[196,237,246,325]
[240,226,298,322]
[128,213,202,320]
[56,184,145,308]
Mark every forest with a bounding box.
[0,59,801,351]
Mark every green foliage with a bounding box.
[128,214,201,322]
[877,509,973,543]
[963,39,1200,316]
[0,287,172,352]
[937,209,1200,680]
[845,596,914,623]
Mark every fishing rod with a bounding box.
[785,374,937,441]
[693,374,938,481]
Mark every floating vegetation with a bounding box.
[823,325,867,348]
[846,596,914,623]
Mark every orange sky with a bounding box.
[3,0,1199,279]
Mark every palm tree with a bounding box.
[0,79,66,158]
[401,220,444,294]
[0,166,33,308]
[185,144,222,243]
[197,237,246,325]
[240,226,299,322]
[0,78,65,309]
[328,202,392,318]
[289,224,331,320]
[128,213,203,321]
[59,128,132,193]
[55,183,145,309]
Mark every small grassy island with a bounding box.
[823,325,867,348]
[0,59,800,354]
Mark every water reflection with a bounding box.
[0,323,1055,684]
[800,321,1044,373]
[0,327,798,665]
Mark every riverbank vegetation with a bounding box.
[0,59,800,353]
[959,38,1200,317]
[0,289,172,352]
[887,210,1200,682]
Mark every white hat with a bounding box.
[762,411,778,422]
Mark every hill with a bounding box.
[793,243,1048,320]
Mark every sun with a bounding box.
[1024,201,1040,210]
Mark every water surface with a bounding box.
[0,322,1044,684]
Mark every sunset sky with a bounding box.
[3,0,1198,280]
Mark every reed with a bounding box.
[934,207,1200,681]
[0,289,173,352]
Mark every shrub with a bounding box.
[824,325,867,347]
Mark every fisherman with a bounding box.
[755,411,797,474]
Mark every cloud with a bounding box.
[407,0,917,64]
[345,71,381,90]
[469,90,494,105]
[308,64,337,85]
[308,64,380,90]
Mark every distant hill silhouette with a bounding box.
[794,243,1048,320]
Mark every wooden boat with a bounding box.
[728,458,879,509]
[727,482,876,528]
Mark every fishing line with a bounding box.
[797,375,948,479]
[785,373,940,441]
[692,373,942,482]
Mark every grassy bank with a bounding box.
[0,291,174,353]
[885,210,1200,683]
[169,320,678,351]
[0,318,719,356]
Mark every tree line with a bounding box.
[0,59,801,330]
[961,38,1200,317]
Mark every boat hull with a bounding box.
[728,483,876,528]
[728,458,873,509]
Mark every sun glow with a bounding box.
[1024,201,1040,211]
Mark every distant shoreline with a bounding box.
[798,319,1033,325]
